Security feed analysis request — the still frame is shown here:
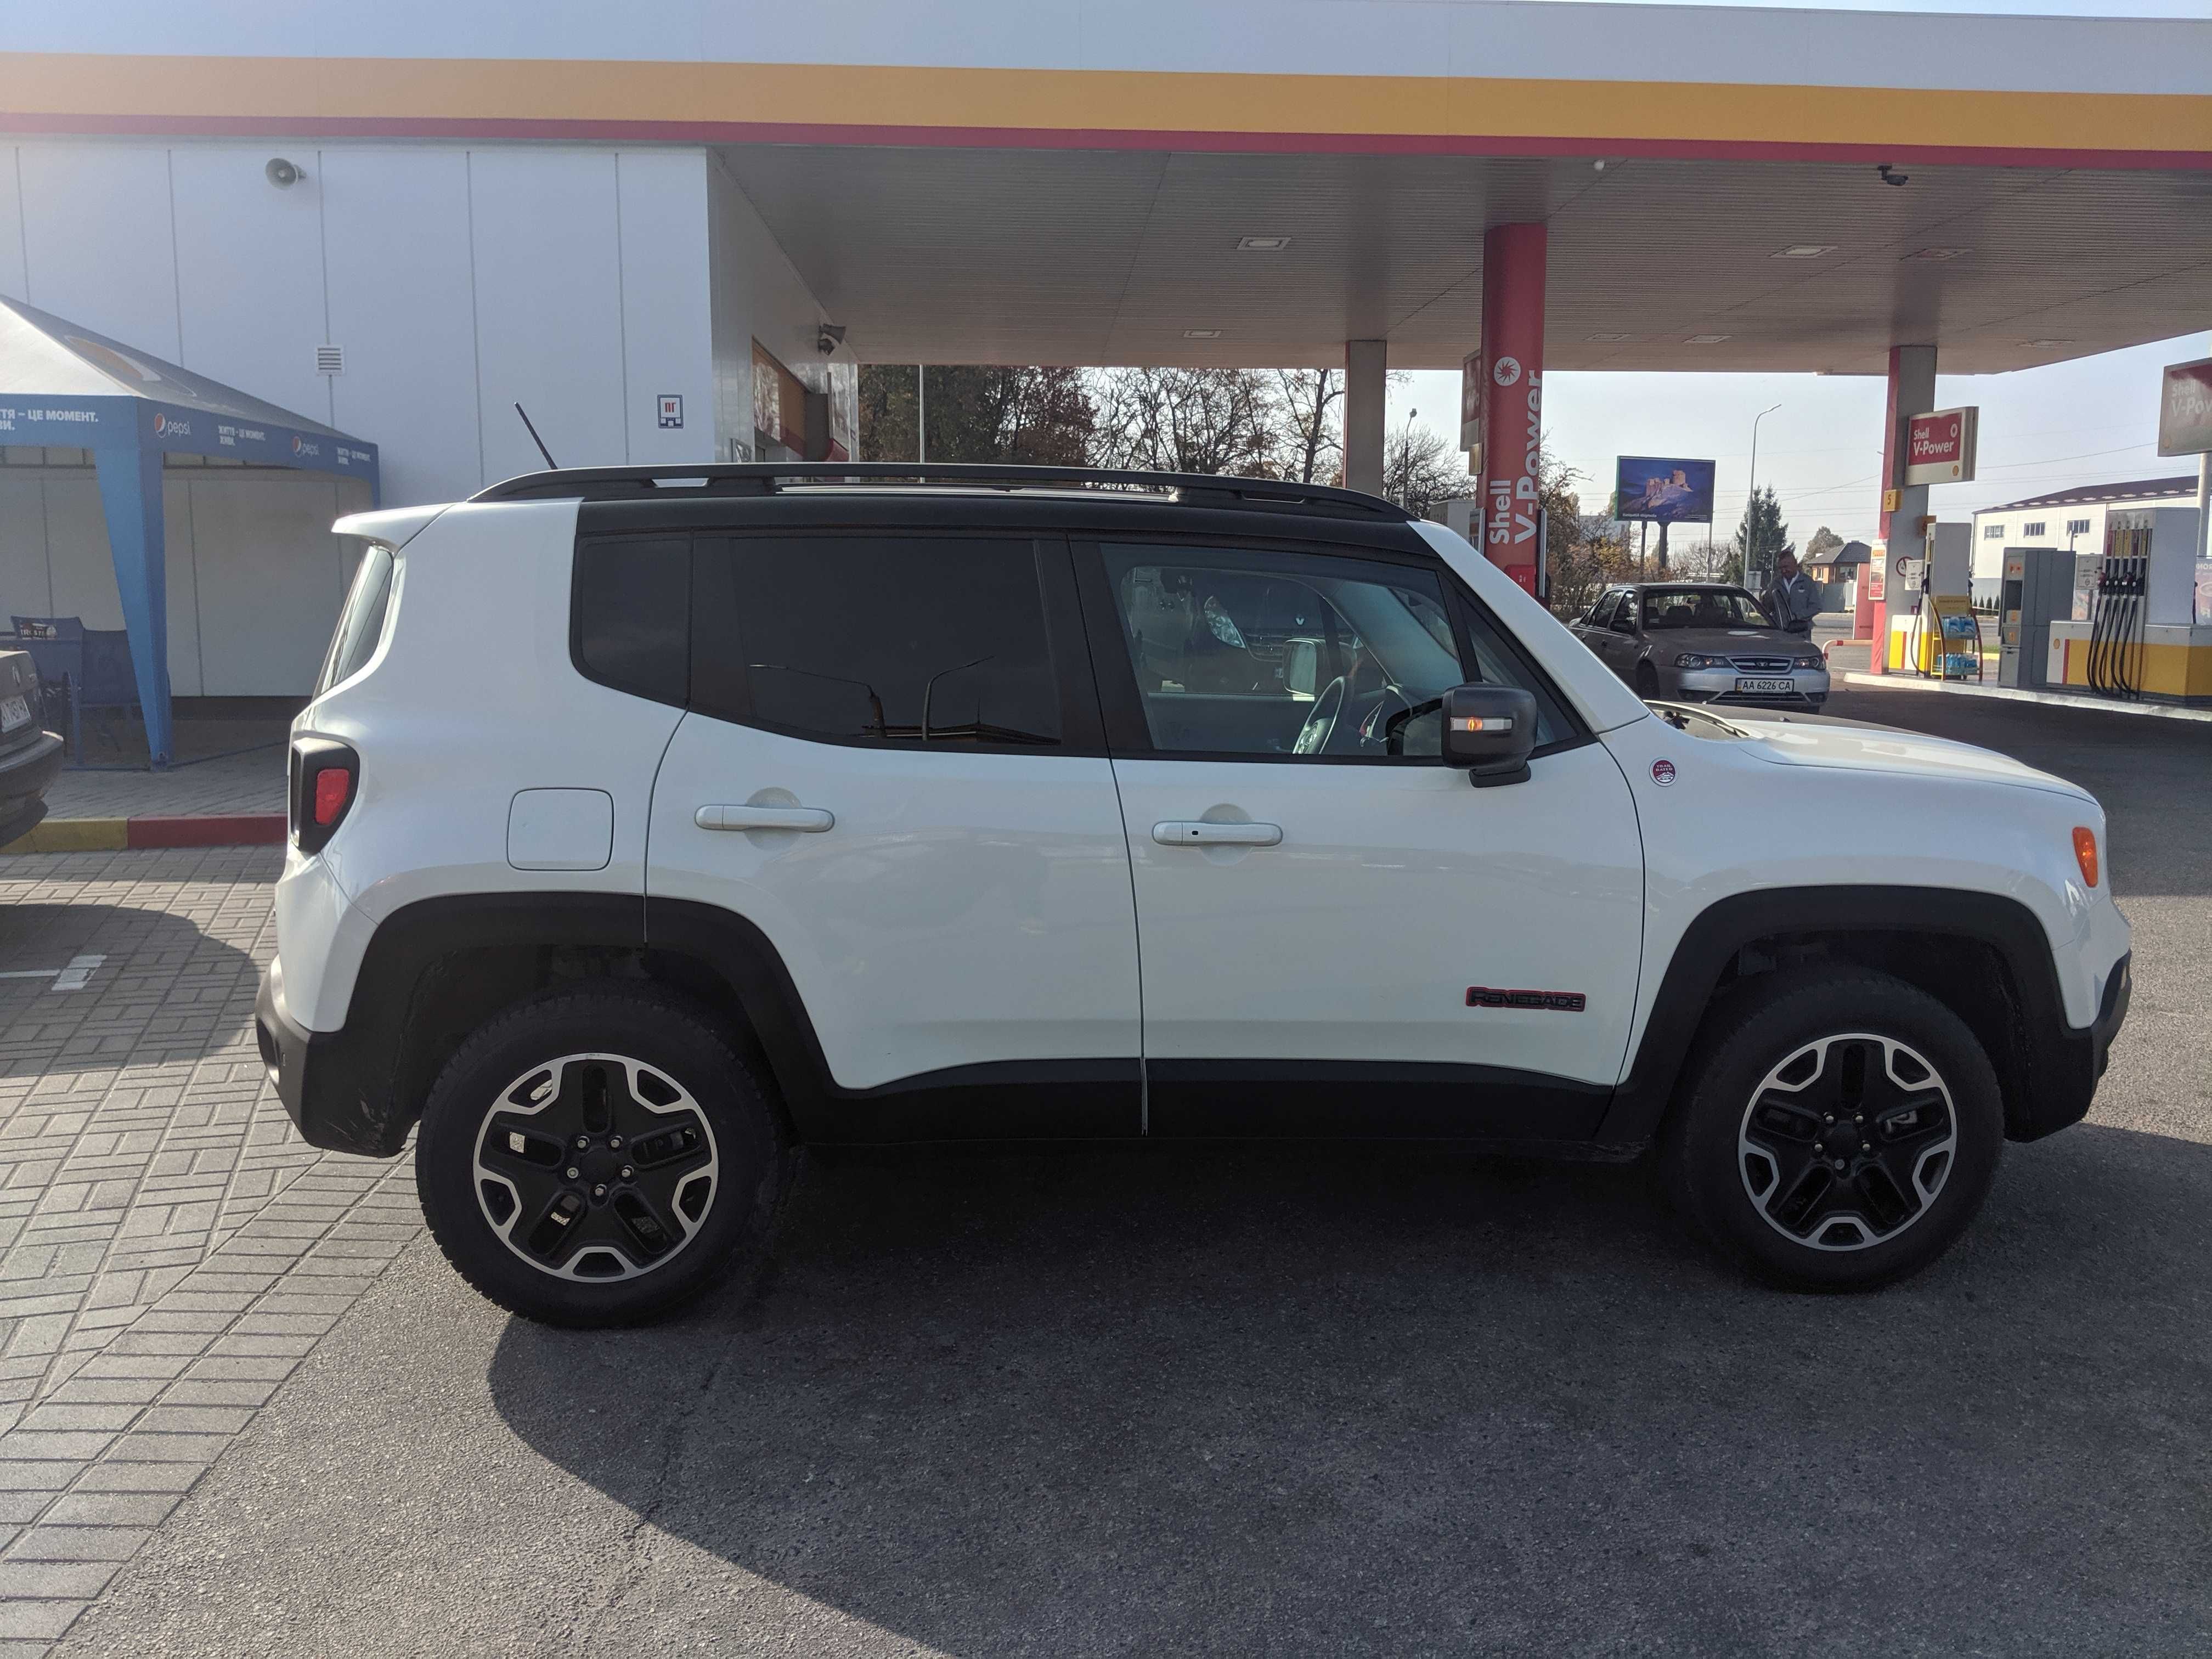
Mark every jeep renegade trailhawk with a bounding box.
[256,464,2131,1326]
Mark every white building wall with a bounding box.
[0,139,774,509]
[0,139,833,692]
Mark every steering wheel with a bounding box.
[1357,683,1415,750]
[1293,676,1346,755]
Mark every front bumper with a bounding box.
[1668,666,1830,708]
[2011,951,2130,1142]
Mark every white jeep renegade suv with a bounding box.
[256,463,2131,1326]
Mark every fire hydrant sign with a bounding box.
[1905,407,1978,486]
[2157,357,2212,458]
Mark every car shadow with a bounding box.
[487,1126,2212,1655]
[0,901,262,1077]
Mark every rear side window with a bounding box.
[318,545,394,693]
[574,536,690,707]
[692,535,1062,747]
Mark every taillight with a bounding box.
[313,767,352,826]
[291,739,359,854]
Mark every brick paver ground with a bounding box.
[0,847,416,1654]
[36,750,286,822]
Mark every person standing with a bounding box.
[1764,550,1821,637]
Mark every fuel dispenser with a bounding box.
[1884,522,1976,675]
[1997,546,2073,690]
[2044,506,2210,702]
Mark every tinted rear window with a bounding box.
[319,545,394,693]
[692,535,1060,747]
[574,536,690,706]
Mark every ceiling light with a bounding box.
[1771,245,1835,258]
[1586,332,1632,342]
[1684,334,1732,345]
[1235,235,1293,252]
[1901,247,1970,262]
[2025,338,2073,347]
[1183,328,1223,338]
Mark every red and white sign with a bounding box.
[1476,223,1548,585]
[2157,357,2212,458]
[1459,351,1483,455]
[1904,407,1978,486]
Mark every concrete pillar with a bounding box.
[1862,343,1937,667]
[1476,223,1548,595]
[1343,340,1387,496]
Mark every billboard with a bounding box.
[1905,406,1978,485]
[1613,456,1716,524]
[2158,357,2212,458]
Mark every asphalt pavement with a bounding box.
[50,686,2212,1657]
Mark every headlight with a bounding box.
[1795,653,1825,669]
[1673,653,1724,669]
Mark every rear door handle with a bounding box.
[696,804,834,832]
[1152,821,1282,848]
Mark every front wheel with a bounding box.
[416,984,786,1327]
[1660,969,2003,1291]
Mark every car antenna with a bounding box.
[514,403,558,470]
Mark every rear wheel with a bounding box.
[1634,662,1661,699]
[416,984,786,1327]
[1660,969,2002,1290]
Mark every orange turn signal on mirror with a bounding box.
[2072,826,2099,888]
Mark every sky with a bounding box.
[1392,331,2210,549]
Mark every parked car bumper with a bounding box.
[0,729,64,847]
[1666,665,1830,709]
[256,957,393,1159]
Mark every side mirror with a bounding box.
[1441,684,1538,788]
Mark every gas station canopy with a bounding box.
[7,0,2204,376]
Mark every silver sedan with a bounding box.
[1568,583,1829,711]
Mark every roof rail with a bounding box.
[468,461,1410,519]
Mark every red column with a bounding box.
[1858,351,1906,648]
[1477,223,1547,596]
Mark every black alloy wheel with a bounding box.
[1661,968,2003,1291]
[416,985,785,1327]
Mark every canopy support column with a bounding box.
[1863,343,1938,671]
[1476,223,1548,595]
[93,444,173,769]
[1343,341,1387,497]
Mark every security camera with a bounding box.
[816,323,847,356]
[1877,163,1909,188]
[266,157,303,188]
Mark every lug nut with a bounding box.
[608,1136,624,1150]
[591,1183,608,1199]
[565,1166,581,1181]
[573,1136,590,1150]
[619,1165,634,1181]
[1861,1142,1871,1153]
[1853,1114,1864,1124]
[1823,1114,1835,1125]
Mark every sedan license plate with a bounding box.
[1734,677,1796,696]
[0,695,29,733]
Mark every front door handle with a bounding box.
[1152,821,1282,848]
[696,804,834,832]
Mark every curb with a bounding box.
[1,814,287,854]
[1840,672,2212,723]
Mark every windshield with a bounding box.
[1640,588,1773,630]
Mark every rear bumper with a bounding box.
[256,958,399,1158]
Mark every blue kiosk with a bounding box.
[0,297,379,767]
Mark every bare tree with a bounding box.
[1272,368,1342,484]
[1090,368,1282,476]
[1383,423,1476,519]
